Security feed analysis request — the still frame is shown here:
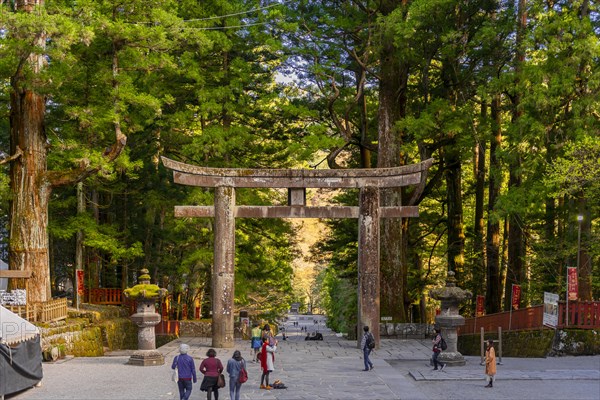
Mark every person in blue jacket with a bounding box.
[172,343,197,400]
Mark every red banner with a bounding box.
[511,284,521,310]
[568,267,578,301]
[476,295,485,317]
[76,269,85,295]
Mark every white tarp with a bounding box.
[0,305,39,345]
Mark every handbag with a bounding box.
[238,364,248,384]
[217,373,226,388]
[172,356,178,382]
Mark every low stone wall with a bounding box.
[380,323,434,339]
[179,320,212,337]
[458,328,600,357]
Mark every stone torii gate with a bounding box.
[162,157,433,348]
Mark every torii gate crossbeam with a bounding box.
[162,157,433,348]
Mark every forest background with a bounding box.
[0,0,598,335]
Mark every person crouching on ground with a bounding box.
[199,348,224,400]
[432,328,446,371]
[172,344,197,400]
[485,339,496,387]
[259,336,277,389]
[226,350,246,400]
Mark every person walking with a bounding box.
[360,325,374,371]
[259,336,277,390]
[485,339,497,387]
[262,323,275,346]
[226,350,246,400]
[432,328,446,371]
[171,344,197,400]
[250,324,262,362]
[199,348,224,400]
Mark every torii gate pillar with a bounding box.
[213,186,236,348]
[358,187,380,343]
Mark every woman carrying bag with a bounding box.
[226,350,247,400]
[199,348,224,400]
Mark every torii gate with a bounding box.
[162,157,433,348]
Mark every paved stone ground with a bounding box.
[7,314,600,400]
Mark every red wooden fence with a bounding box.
[84,288,123,305]
[458,301,600,335]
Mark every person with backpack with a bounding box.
[226,350,247,400]
[360,325,374,371]
[432,328,446,371]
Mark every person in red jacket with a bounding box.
[199,348,224,400]
[259,336,277,389]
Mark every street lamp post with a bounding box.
[577,215,583,271]
[568,215,584,327]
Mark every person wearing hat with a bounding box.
[171,343,197,400]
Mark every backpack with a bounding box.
[440,337,447,351]
[366,333,375,349]
[238,362,248,384]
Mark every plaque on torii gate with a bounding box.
[162,156,433,348]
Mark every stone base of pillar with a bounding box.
[127,350,165,366]
[438,351,467,366]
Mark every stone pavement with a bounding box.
[7,314,600,400]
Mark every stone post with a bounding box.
[213,186,235,348]
[357,187,380,347]
[429,270,472,366]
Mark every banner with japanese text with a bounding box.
[567,267,578,301]
[511,284,521,310]
[476,295,485,317]
[76,269,85,296]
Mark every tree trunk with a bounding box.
[577,197,592,301]
[445,146,465,282]
[486,94,502,313]
[8,0,51,303]
[504,0,527,311]
[377,3,411,319]
[472,102,487,296]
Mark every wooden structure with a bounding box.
[458,301,600,335]
[162,156,433,348]
[0,270,67,322]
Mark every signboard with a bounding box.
[543,292,559,328]
[381,316,392,321]
[511,284,521,310]
[76,269,85,296]
[476,295,485,317]
[0,289,27,306]
[567,267,578,301]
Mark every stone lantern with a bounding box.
[429,270,472,366]
[123,268,168,366]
